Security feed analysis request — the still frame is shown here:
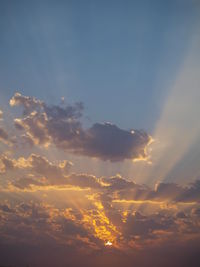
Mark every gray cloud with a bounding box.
[10,93,152,162]
[123,212,170,238]
[81,123,151,161]
[0,198,199,266]
[0,109,3,120]
[10,92,44,115]
[109,179,200,204]
[13,177,45,189]
[0,171,200,267]
[0,154,102,190]
[176,180,200,203]
[0,127,9,143]
[0,155,15,173]
[1,153,200,204]
[66,173,102,189]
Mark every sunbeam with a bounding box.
[139,35,200,185]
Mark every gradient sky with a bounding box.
[0,1,200,267]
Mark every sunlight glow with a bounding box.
[105,241,112,246]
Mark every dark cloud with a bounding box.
[10,93,152,162]
[0,198,200,267]
[81,123,151,161]
[148,180,200,203]
[66,173,102,189]
[0,203,13,213]
[151,182,185,201]
[108,179,200,204]
[102,175,135,191]
[44,102,84,121]
[0,127,9,143]
[0,200,100,253]
[123,212,169,238]
[176,180,200,203]
[0,163,200,267]
[28,154,72,185]
[0,155,15,173]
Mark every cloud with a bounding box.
[0,197,199,253]
[152,182,185,201]
[108,179,200,204]
[66,173,102,189]
[176,180,200,203]
[0,111,15,145]
[149,180,200,203]
[0,203,13,213]
[0,109,3,120]
[0,155,15,173]
[0,200,101,252]
[0,172,200,267]
[102,174,135,191]
[1,153,199,205]
[0,127,9,144]
[0,153,103,190]
[81,123,152,161]
[10,93,152,162]
[27,154,72,184]
[12,177,46,190]
[10,92,44,115]
[123,211,171,238]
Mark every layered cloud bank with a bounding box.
[0,158,200,267]
[0,153,200,249]
[0,93,199,267]
[1,153,200,204]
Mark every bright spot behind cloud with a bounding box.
[105,241,113,246]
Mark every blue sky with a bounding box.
[0,0,199,132]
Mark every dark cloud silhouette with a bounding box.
[10,93,152,161]
[81,123,151,161]
[66,173,102,189]
[102,175,135,190]
[176,180,200,203]
[0,203,13,213]
[150,182,185,201]
[0,197,200,267]
[123,212,170,238]
[107,179,200,204]
[0,127,9,143]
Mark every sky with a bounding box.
[0,1,200,267]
